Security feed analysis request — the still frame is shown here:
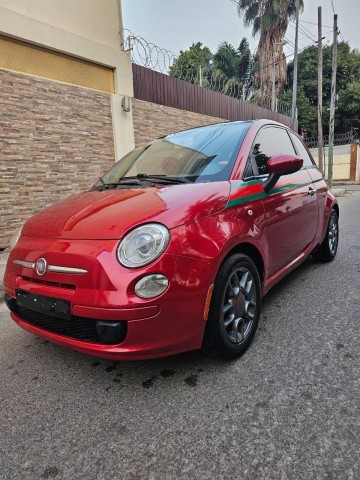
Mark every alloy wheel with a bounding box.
[222,268,257,344]
[328,213,338,256]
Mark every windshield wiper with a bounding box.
[97,176,147,188]
[135,174,192,184]
[96,174,192,191]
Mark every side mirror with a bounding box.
[263,154,303,194]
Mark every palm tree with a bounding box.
[212,42,242,97]
[212,39,253,99]
[236,0,304,98]
[214,42,239,78]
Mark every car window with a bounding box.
[249,127,297,176]
[289,132,315,167]
[99,122,251,186]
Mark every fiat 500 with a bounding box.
[4,120,339,360]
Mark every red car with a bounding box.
[4,120,339,360]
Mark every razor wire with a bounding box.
[121,29,177,73]
[121,29,292,117]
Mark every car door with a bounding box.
[247,126,318,277]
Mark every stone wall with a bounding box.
[132,99,226,147]
[0,69,115,249]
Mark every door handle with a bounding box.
[308,187,316,196]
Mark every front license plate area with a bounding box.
[16,290,71,320]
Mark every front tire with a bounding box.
[313,209,339,262]
[203,254,261,360]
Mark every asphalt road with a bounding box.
[1,193,359,480]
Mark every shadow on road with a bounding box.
[4,255,326,395]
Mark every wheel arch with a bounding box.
[222,242,265,286]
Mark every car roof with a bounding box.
[158,119,294,140]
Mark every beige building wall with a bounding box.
[0,0,134,159]
[0,0,122,50]
[310,145,356,181]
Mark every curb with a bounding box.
[331,188,346,197]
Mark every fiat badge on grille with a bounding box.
[35,258,47,276]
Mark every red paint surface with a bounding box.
[4,120,338,359]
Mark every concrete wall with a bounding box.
[133,99,226,148]
[310,144,359,181]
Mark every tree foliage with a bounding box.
[284,42,360,135]
[169,38,252,98]
[169,42,212,84]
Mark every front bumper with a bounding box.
[3,236,213,359]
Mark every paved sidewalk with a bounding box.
[333,182,360,190]
[332,183,360,197]
[333,183,360,195]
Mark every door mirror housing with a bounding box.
[263,154,303,194]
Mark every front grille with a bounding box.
[20,276,76,290]
[10,304,126,345]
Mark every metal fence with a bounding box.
[304,131,359,148]
[121,29,292,118]
[133,64,294,128]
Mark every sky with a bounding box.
[122,0,360,65]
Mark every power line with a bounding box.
[338,30,345,43]
[327,0,346,43]
[284,36,295,48]
[329,0,336,15]
[252,41,316,75]
[301,20,332,29]
[297,21,316,39]
[288,21,317,45]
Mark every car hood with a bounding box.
[22,183,230,240]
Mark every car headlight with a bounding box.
[9,226,22,250]
[117,223,170,268]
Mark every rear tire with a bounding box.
[313,209,339,262]
[203,253,261,360]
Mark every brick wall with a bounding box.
[132,99,226,147]
[0,69,115,249]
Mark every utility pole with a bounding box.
[291,0,300,129]
[317,6,324,175]
[328,14,338,189]
[199,65,203,87]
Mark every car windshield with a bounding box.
[95,122,251,188]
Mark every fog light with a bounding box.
[135,274,169,299]
[96,321,127,345]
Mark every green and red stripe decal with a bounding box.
[227,171,313,208]
[228,179,264,208]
